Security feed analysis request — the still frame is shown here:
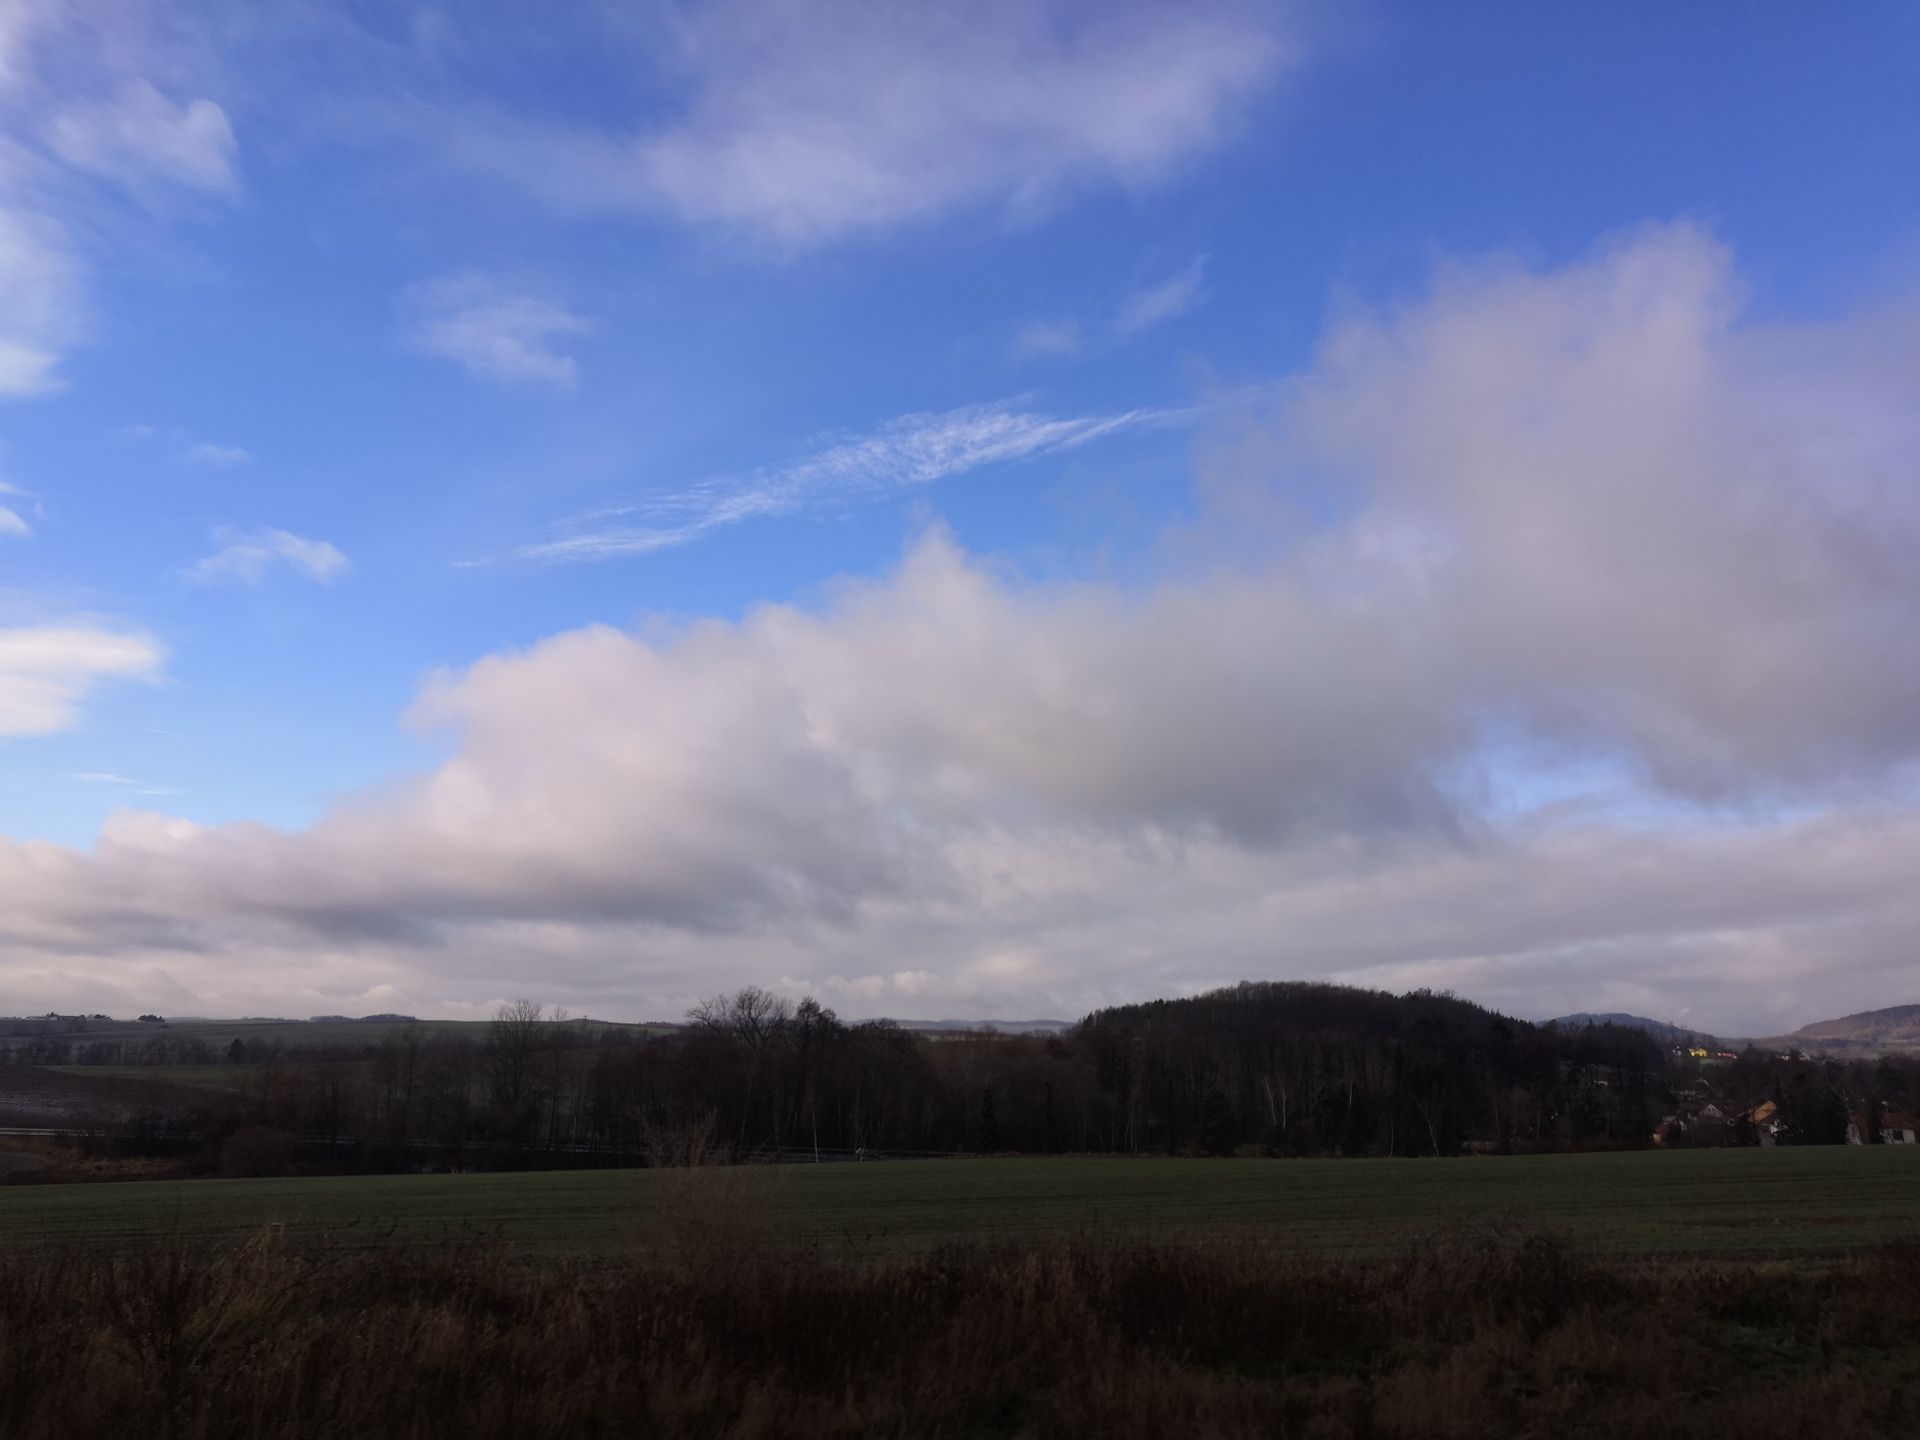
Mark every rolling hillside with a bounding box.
[1779,1004,1920,1055]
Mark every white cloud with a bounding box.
[1013,319,1084,361]
[0,480,29,536]
[44,79,238,195]
[407,274,591,388]
[1016,255,1209,363]
[0,337,62,395]
[1112,255,1208,337]
[523,399,1184,561]
[0,0,58,94]
[0,625,163,736]
[0,204,82,396]
[192,527,349,584]
[120,428,253,465]
[5,225,1920,1030]
[178,441,250,467]
[440,1,1290,246]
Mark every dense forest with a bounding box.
[6,982,1919,1168]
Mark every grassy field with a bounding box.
[2,1147,1915,1258]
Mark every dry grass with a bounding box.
[0,1135,188,1185]
[1,1224,1917,1439]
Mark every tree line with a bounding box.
[11,981,1919,1166]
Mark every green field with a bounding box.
[2,1148,1915,1259]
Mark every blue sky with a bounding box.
[4,3,1920,1029]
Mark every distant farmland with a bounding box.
[1,1015,674,1053]
[2,1148,1915,1260]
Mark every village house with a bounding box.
[1846,1108,1920,1145]
[1877,1111,1919,1144]
[1743,1099,1787,1147]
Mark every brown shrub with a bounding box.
[0,1229,1916,1439]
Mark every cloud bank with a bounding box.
[5,225,1920,1031]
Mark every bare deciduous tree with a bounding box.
[487,999,544,1144]
[689,986,793,1156]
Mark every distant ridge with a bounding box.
[1547,1012,1715,1046]
[897,1018,1073,1035]
[1776,1003,1920,1055]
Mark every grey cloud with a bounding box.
[1289,224,1920,798]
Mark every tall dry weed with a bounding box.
[641,1106,776,1273]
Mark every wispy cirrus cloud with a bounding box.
[1113,255,1209,337]
[519,399,1190,563]
[64,770,181,796]
[406,274,591,389]
[1019,255,1210,362]
[192,527,348,585]
[0,6,239,396]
